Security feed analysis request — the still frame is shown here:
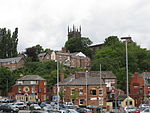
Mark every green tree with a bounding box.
[0,28,18,58]
[65,37,93,57]
[0,68,15,96]
[33,44,44,54]
[91,36,150,91]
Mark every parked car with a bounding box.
[30,110,49,113]
[14,102,27,110]
[124,106,137,113]
[77,108,92,113]
[43,105,53,112]
[2,104,19,113]
[66,109,79,113]
[30,104,41,110]
[141,108,150,113]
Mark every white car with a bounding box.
[66,109,79,113]
[124,106,137,112]
[30,104,41,110]
[141,108,150,113]
[14,102,27,110]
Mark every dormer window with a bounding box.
[18,81,23,85]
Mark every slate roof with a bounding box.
[38,53,46,57]
[17,75,46,81]
[90,71,116,79]
[59,71,116,86]
[59,71,105,86]
[0,57,23,63]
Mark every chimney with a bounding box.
[75,71,85,79]
[60,72,65,82]
[134,72,138,77]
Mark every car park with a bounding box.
[2,104,19,113]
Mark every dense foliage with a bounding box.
[0,68,16,96]
[0,28,18,58]
[65,37,93,57]
[91,36,150,91]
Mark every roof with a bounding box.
[90,71,116,79]
[17,75,46,81]
[0,57,23,63]
[59,75,105,86]
[59,71,116,86]
[38,53,46,57]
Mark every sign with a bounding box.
[52,95,60,102]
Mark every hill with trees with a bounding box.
[91,36,150,91]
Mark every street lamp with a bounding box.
[57,61,59,110]
[121,37,131,106]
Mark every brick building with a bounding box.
[130,72,150,106]
[51,51,91,68]
[9,75,47,102]
[0,56,25,70]
[38,51,51,62]
[53,71,116,108]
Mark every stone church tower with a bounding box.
[68,25,81,40]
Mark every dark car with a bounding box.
[30,110,49,113]
[2,104,19,113]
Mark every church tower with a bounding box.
[68,25,81,40]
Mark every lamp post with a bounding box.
[57,61,59,110]
[86,70,88,107]
[121,37,131,106]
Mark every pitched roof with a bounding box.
[90,71,116,79]
[38,53,46,57]
[17,75,46,81]
[0,57,23,63]
[59,75,104,86]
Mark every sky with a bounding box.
[0,0,150,52]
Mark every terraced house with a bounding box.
[53,71,116,108]
[0,56,25,70]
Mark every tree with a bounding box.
[25,47,39,62]
[0,68,15,96]
[0,28,18,58]
[91,36,150,91]
[33,44,44,54]
[65,37,93,57]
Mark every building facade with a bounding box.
[0,56,25,70]
[52,71,116,108]
[9,75,47,102]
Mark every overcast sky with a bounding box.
[0,0,150,52]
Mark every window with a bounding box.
[99,97,103,105]
[79,88,83,96]
[18,81,23,85]
[90,89,96,95]
[99,88,103,96]
[44,82,47,85]
[79,99,84,105]
[32,87,36,93]
[18,88,21,93]
[72,99,75,104]
[31,81,36,84]
[44,88,46,93]
[71,88,75,95]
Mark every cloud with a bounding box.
[0,0,150,52]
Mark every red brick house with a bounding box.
[130,72,145,106]
[52,71,116,108]
[9,75,47,102]
[0,56,25,70]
